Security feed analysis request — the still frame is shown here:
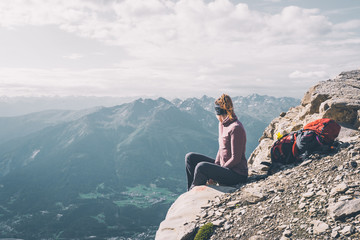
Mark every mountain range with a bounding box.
[0,95,299,239]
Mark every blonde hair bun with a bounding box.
[215,94,235,119]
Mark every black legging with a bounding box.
[185,152,247,191]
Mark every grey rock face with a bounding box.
[249,70,360,175]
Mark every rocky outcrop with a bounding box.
[249,70,360,175]
[156,69,360,240]
[196,136,360,239]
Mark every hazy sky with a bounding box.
[0,0,359,99]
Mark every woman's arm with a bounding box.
[215,150,220,165]
[223,126,246,169]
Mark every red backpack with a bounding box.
[270,118,341,165]
[303,118,341,144]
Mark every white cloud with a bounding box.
[0,0,98,28]
[63,53,83,60]
[0,0,335,46]
[264,0,282,2]
[289,70,329,79]
[266,6,332,40]
[334,19,360,30]
[0,0,359,98]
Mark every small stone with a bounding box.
[277,225,288,231]
[243,186,267,204]
[331,230,339,238]
[267,214,274,218]
[330,182,349,196]
[334,175,343,181]
[224,222,232,230]
[208,210,215,217]
[316,190,327,196]
[311,220,329,234]
[248,236,266,240]
[345,189,354,194]
[268,188,276,193]
[338,195,352,201]
[339,225,355,236]
[327,176,333,182]
[303,191,315,198]
[300,224,307,229]
[279,237,290,240]
[299,203,306,209]
[307,184,315,189]
[212,219,225,226]
[200,211,207,218]
[233,208,246,215]
[272,195,281,203]
[309,207,316,213]
[300,159,312,166]
[226,200,239,208]
[283,230,292,237]
[215,210,223,216]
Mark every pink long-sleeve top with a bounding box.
[215,115,248,176]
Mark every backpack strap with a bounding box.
[292,133,299,160]
[315,135,324,146]
[274,133,290,157]
[285,132,298,164]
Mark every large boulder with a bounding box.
[155,185,236,240]
[328,199,360,220]
[248,70,360,175]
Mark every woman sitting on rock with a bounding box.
[185,94,248,191]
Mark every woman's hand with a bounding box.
[206,179,217,185]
